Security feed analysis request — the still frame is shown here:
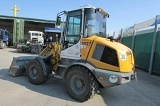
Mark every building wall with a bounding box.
[0,15,56,47]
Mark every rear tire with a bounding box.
[65,66,99,102]
[26,59,48,85]
[0,42,6,49]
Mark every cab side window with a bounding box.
[65,10,81,45]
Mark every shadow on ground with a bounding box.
[8,49,19,53]
[7,48,38,55]
[0,68,78,103]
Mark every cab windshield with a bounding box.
[32,33,39,36]
[61,8,108,46]
[84,11,107,38]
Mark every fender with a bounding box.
[62,61,97,79]
[35,56,52,75]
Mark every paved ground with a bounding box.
[0,48,160,106]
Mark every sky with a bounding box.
[1,0,160,33]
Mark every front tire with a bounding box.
[26,59,48,85]
[65,66,99,102]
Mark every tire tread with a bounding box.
[65,66,99,102]
[26,59,48,85]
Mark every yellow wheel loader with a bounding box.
[9,5,137,102]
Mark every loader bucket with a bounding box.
[9,56,35,76]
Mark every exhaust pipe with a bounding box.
[9,56,35,76]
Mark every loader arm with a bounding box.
[39,42,61,71]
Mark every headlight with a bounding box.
[120,50,126,60]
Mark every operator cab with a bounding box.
[56,5,109,47]
[0,29,10,40]
[44,27,63,43]
[24,31,44,45]
[56,5,109,59]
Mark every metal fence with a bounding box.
[112,15,160,74]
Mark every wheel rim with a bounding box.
[29,65,38,79]
[70,75,86,95]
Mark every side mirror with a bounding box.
[56,16,61,26]
[43,34,46,38]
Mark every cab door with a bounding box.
[60,9,82,59]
